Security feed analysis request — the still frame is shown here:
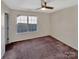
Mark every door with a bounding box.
[5,13,9,44]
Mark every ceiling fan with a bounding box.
[37,0,54,10]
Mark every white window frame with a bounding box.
[16,15,38,34]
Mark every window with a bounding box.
[17,16,37,33]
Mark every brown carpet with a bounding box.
[2,36,78,59]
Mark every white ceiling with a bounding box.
[2,0,77,13]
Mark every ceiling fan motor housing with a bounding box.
[41,0,54,9]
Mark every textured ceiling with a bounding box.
[2,0,77,13]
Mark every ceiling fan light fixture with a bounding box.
[40,7,47,10]
[40,7,52,11]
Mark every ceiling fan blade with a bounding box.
[45,6,54,9]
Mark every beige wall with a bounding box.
[50,6,78,49]
[9,10,50,43]
[1,11,5,57]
